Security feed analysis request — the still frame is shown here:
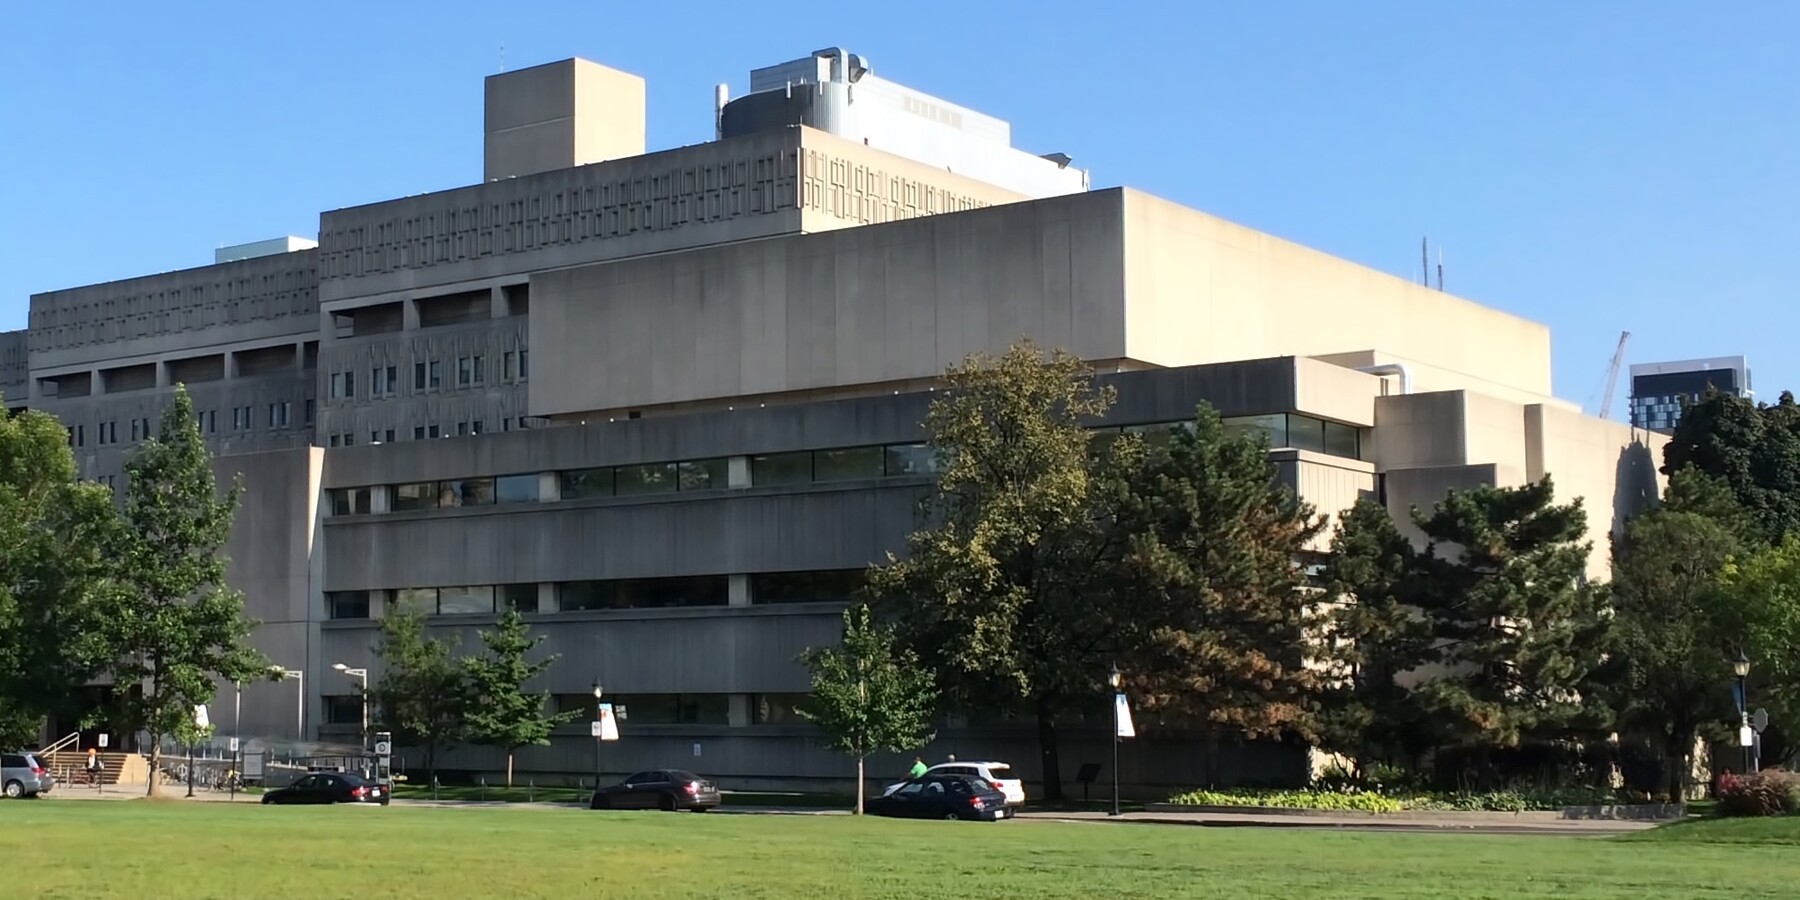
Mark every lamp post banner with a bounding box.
[1114,693,1136,739]
[595,704,620,741]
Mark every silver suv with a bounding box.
[2,752,55,798]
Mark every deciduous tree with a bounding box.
[867,341,1114,801]
[799,604,938,814]
[371,609,471,785]
[1664,389,1800,544]
[0,406,122,747]
[1608,509,1742,797]
[463,608,576,787]
[102,386,269,796]
[1716,536,1800,767]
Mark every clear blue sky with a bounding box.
[3,1,1794,416]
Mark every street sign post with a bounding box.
[1753,708,1770,734]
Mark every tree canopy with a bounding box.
[371,609,471,784]
[1665,389,1800,544]
[0,406,122,747]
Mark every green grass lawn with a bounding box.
[4,801,1798,899]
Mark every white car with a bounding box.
[887,761,1026,806]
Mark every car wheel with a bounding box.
[3,781,22,799]
[659,794,677,812]
[261,796,274,805]
[943,811,960,821]
[590,795,611,811]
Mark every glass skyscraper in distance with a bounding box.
[1629,356,1752,433]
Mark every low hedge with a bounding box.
[1165,785,1621,814]
[1165,788,1403,813]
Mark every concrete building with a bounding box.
[1629,356,1752,434]
[6,49,1663,794]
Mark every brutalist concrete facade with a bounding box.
[7,50,1664,795]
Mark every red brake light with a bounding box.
[32,766,46,776]
[968,796,985,809]
[684,781,700,794]
[350,786,368,798]
[990,781,1003,791]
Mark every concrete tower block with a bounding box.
[484,58,647,182]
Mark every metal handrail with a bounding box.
[40,731,81,756]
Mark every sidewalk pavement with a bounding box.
[42,787,260,802]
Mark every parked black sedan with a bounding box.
[589,769,721,811]
[865,774,1011,821]
[261,772,388,805]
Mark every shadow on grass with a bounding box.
[1620,814,1800,846]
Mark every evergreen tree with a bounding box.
[0,406,122,746]
[103,386,269,796]
[799,605,938,814]
[371,609,471,785]
[868,341,1115,801]
[1091,405,1325,783]
[1608,508,1743,797]
[1317,498,1433,772]
[463,608,576,787]
[1408,478,1610,770]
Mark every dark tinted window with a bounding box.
[667,770,701,783]
[623,771,656,784]
[1,754,23,767]
[495,474,539,504]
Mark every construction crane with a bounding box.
[1594,330,1631,419]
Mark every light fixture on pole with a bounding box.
[271,665,304,743]
[1108,663,1122,818]
[333,664,371,751]
[592,680,605,789]
[1732,649,1753,772]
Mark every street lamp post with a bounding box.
[271,666,304,743]
[333,664,371,751]
[1108,663,1122,818]
[592,681,604,791]
[1733,650,1753,773]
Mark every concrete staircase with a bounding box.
[42,751,148,788]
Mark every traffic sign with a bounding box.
[1753,708,1770,734]
[97,734,109,749]
[590,721,604,738]
[228,737,239,753]
[374,740,392,756]
[1740,725,1755,747]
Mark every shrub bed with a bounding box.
[1164,785,1622,814]
[1165,788,1403,813]
[1715,770,1800,817]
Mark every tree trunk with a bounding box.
[855,756,865,815]
[1202,727,1222,789]
[506,751,515,789]
[145,736,161,798]
[1035,700,1064,802]
[1667,721,1694,802]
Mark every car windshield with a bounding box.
[985,764,1011,775]
[667,770,702,783]
[336,773,369,786]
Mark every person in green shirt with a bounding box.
[908,756,928,779]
